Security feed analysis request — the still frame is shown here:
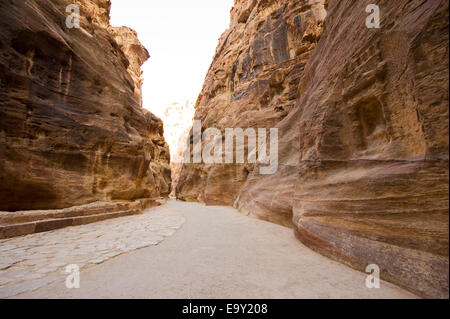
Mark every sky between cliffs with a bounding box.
[110,0,234,119]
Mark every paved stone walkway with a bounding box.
[7,200,418,299]
[0,205,185,298]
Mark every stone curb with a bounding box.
[0,198,163,239]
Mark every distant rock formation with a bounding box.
[158,101,195,197]
[176,0,449,298]
[0,0,171,211]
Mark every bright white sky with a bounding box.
[110,0,234,118]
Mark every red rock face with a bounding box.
[0,0,171,211]
[177,0,327,221]
[177,0,449,298]
[291,0,449,299]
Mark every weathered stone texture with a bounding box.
[0,0,171,211]
[177,0,326,223]
[291,0,449,299]
[177,0,449,298]
[0,198,163,239]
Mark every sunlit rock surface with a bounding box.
[177,0,449,298]
[177,0,326,217]
[0,0,171,211]
[290,0,449,299]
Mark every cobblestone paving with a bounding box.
[0,205,185,298]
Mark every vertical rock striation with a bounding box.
[0,0,171,211]
[177,0,327,228]
[291,0,449,299]
[177,0,449,298]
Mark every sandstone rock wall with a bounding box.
[177,0,449,298]
[177,0,327,227]
[0,0,171,211]
[290,0,449,299]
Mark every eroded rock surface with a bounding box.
[0,0,171,211]
[290,0,449,299]
[177,0,326,224]
[177,0,449,298]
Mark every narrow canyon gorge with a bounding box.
[176,0,449,298]
[0,0,448,299]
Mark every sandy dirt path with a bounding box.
[14,200,417,298]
